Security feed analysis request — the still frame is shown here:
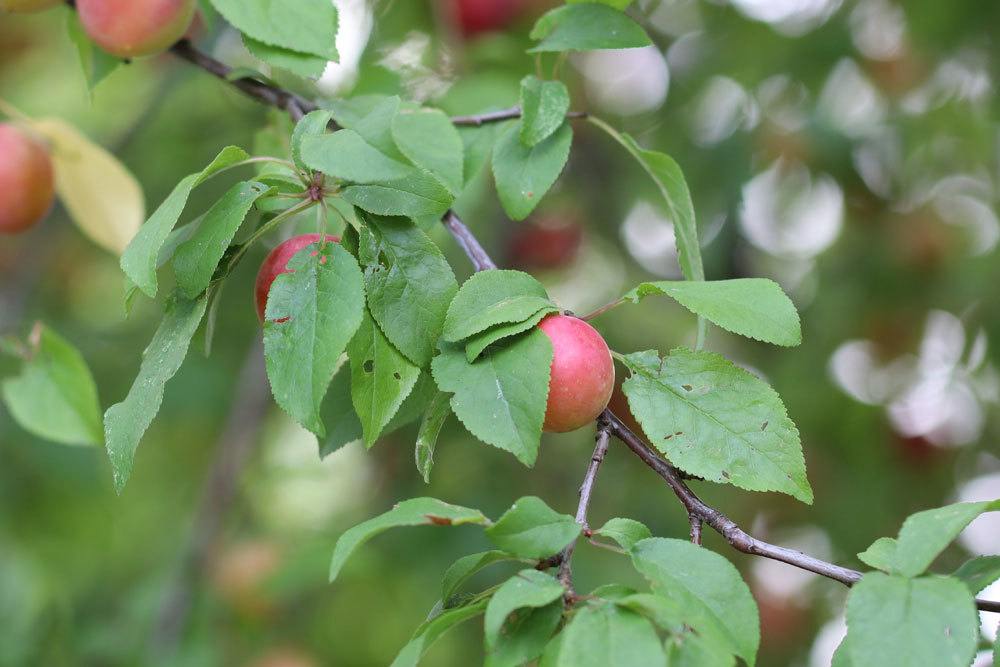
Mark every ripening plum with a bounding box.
[254,234,339,322]
[0,123,55,235]
[538,314,614,432]
[77,0,196,58]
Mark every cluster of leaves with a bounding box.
[328,496,759,667]
[2,1,998,665]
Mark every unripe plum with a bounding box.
[254,234,339,322]
[0,0,62,12]
[77,0,196,58]
[0,123,55,235]
[538,314,614,433]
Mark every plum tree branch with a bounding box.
[147,30,1000,617]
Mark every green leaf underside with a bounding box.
[460,124,498,185]
[443,269,552,342]
[442,551,527,603]
[342,178,454,218]
[347,310,420,447]
[857,500,1000,577]
[484,570,564,648]
[590,121,702,282]
[291,110,333,172]
[492,121,573,221]
[529,3,653,53]
[465,307,558,363]
[845,573,978,667]
[66,13,120,92]
[329,498,490,582]
[208,0,338,60]
[952,555,1000,595]
[432,331,552,466]
[244,35,327,79]
[485,496,581,559]
[556,601,666,667]
[390,599,488,667]
[361,215,458,367]
[121,146,250,299]
[392,108,465,196]
[319,362,363,457]
[520,76,571,147]
[173,180,270,298]
[2,325,102,447]
[621,348,813,503]
[487,601,563,667]
[264,242,365,437]
[631,538,760,666]
[664,630,737,667]
[415,391,451,483]
[624,279,801,347]
[104,294,208,493]
[301,129,415,183]
[611,593,685,634]
[593,518,652,551]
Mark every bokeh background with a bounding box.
[2,0,999,665]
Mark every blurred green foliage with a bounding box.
[1,1,999,665]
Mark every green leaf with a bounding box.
[385,371,438,433]
[243,35,328,79]
[460,124,498,185]
[391,599,488,667]
[589,119,702,282]
[621,348,812,503]
[831,639,855,667]
[631,537,760,666]
[442,551,525,603]
[392,108,465,196]
[66,13,120,92]
[328,95,407,160]
[2,325,102,447]
[415,391,451,483]
[567,0,634,8]
[492,121,573,221]
[952,555,1000,595]
[857,500,1000,577]
[121,146,250,299]
[612,593,685,634]
[556,601,666,667]
[443,269,553,342]
[318,362,362,457]
[485,496,581,559]
[520,76,571,147]
[347,309,420,447]
[291,110,333,172]
[342,175,454,218]
[431,331,552,466]
[172,181,271,298]
[845,573,978,667]
[301,129,416,183]
[104,295,208,493]
[485,570,564,648]
[623,279,801,347]
[329,498,490,582]
[529,3,652,53]
[464,307,558,363]
[208,0,338,61]
[663,631,736,667]
[487,600,563,667]
[264,242,365,437]
[593,518,651,551]
[360,215,458,367]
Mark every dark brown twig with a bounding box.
[450,106,588,126]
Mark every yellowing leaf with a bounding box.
[32,118,145,255]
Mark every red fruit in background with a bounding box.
[447,0,521,36]
[0,0,61,12]
[254,234,339,322]
[77,0,196,58]
[0,123,55,235]
[507,214,583,271]
[539,314,615,433]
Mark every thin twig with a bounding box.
[556,419,612,595]
[450,106,588,126]
[689,515,702,546]
[442,210,497,271]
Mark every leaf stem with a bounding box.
[580,298,624,321]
